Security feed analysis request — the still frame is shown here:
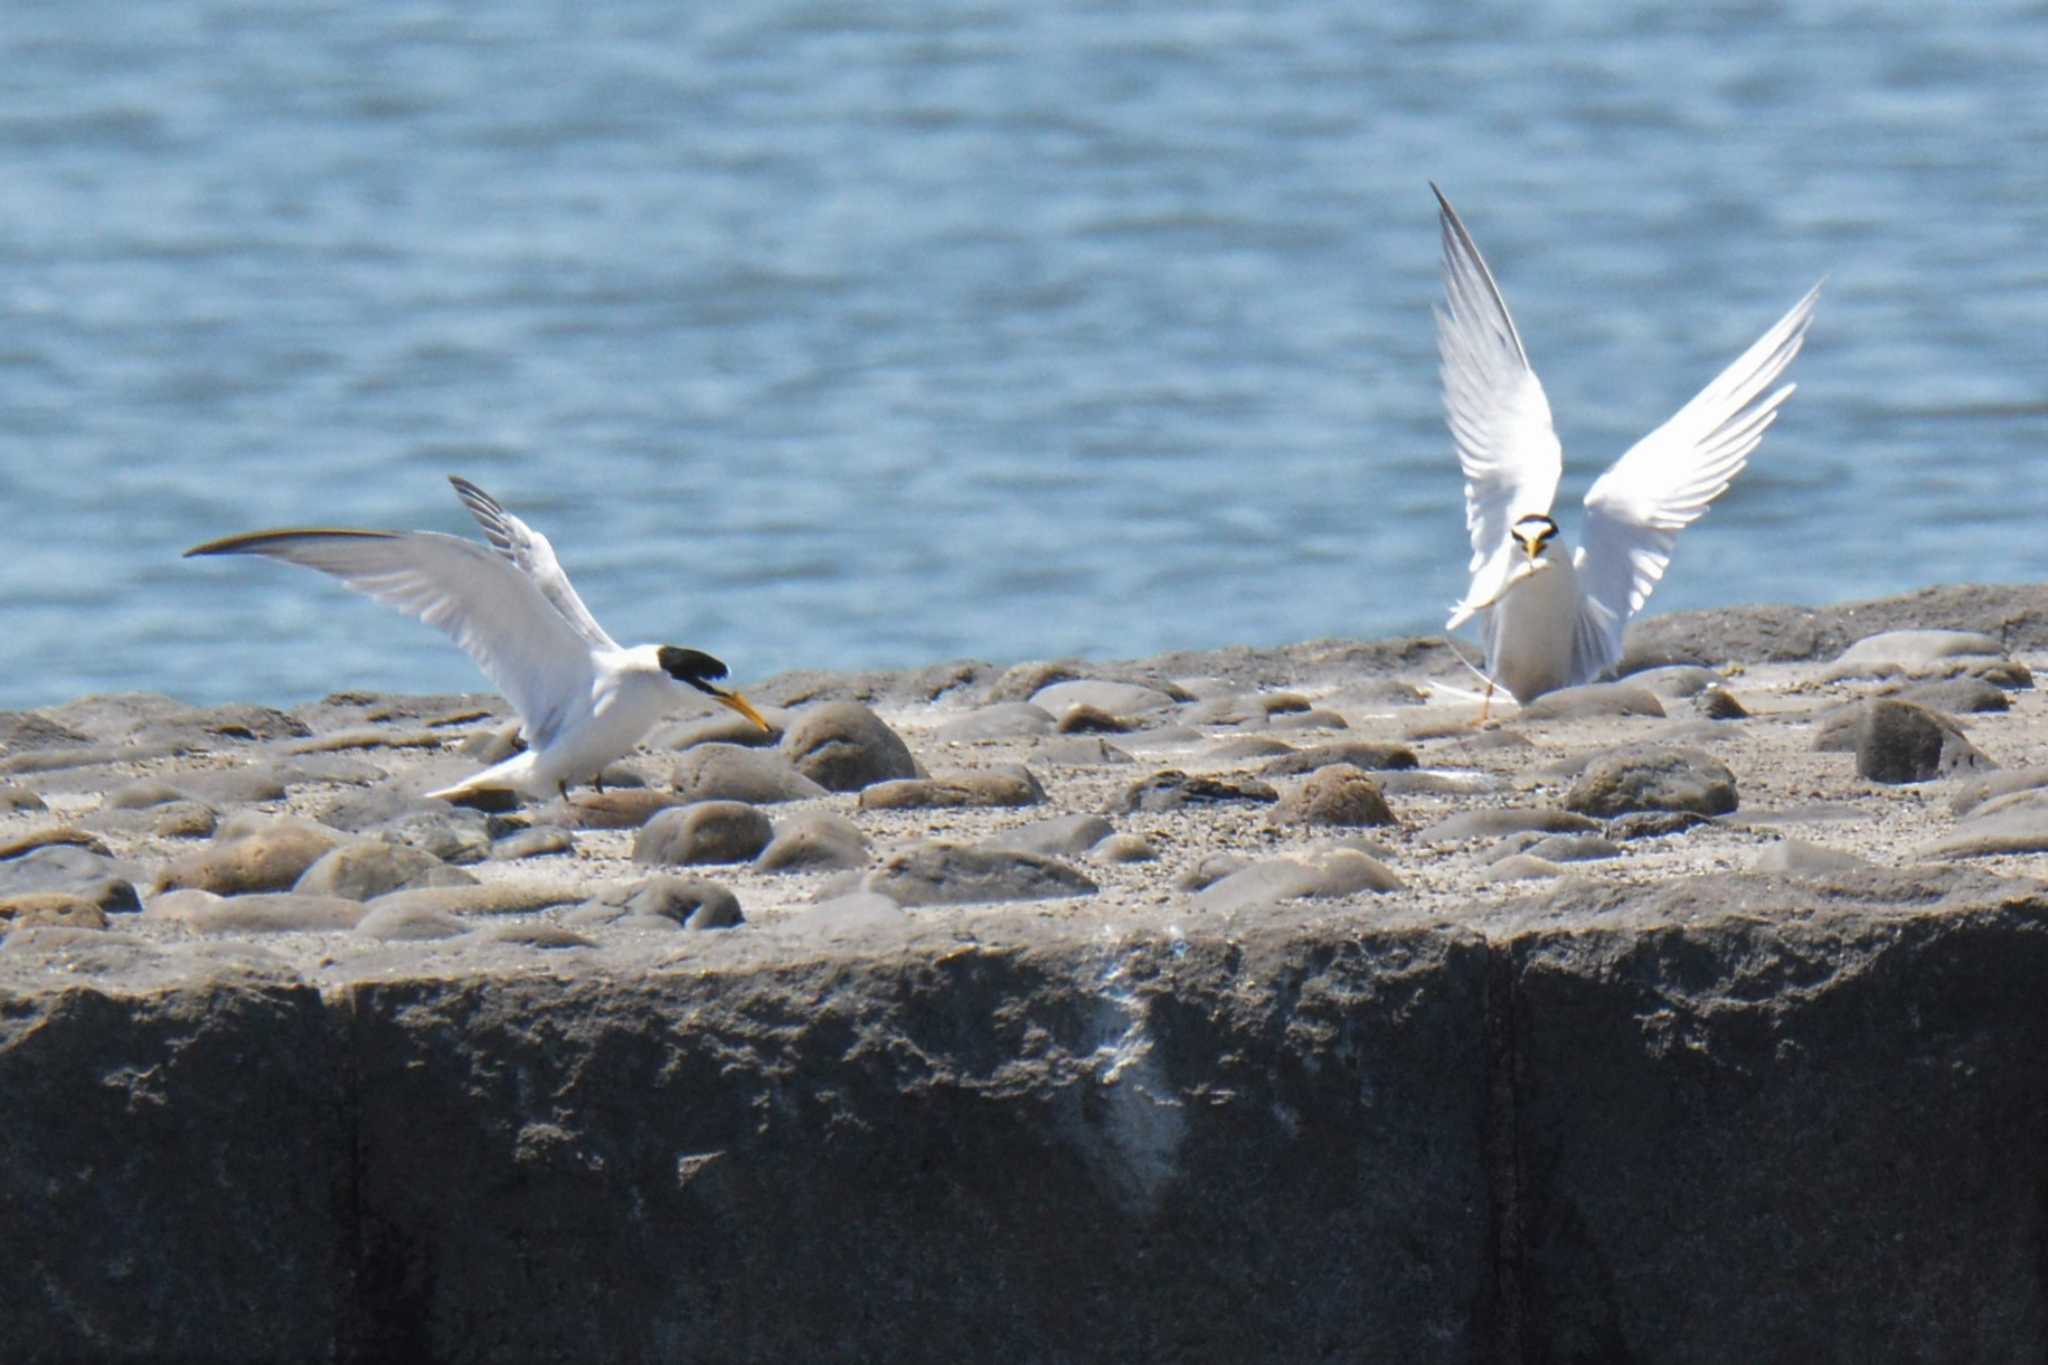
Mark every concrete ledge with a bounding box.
[6,869,2048,1361]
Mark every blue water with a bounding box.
[2,1,2044,709]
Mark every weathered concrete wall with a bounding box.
[6,868,2048,1362]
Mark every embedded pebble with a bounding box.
[1094,834,1157,863]
[0,846,143,913]
[478,924,597,950]
[859,767,1045,811]
[1520,684,1667,722]
[1496,834,1621,864]
[1192,849,1401,911]
[1949,768,2048,818]
[1117,770,1278,813]
[1258,741,1418,776]
[354,902,469,941]
[1852,699,1993,784]
[634,802,775,866]
[933,704,1057,742]
[172,767,292,806]
[293,841,478,901]
[1695,688,1750,720]
[574,876,743,931]
[1751,840,1875,874]
[1267,710,1349,731]
[1890,678,2008,715]
[657,710,787,751]
[1913,790,2048,859]
[989,813,1115,858]
[1418,808,1600,843]
[1028,679,1178,719]
[1607,811,1709,840]
[1378,770,1502,798]
[0,892,109,931]
[1176,853,1252,893]
[149,816,344,896]
[491,827,576,861]
[1832,629,2003,671]
[1626,666,1722,699]
[1565,748,1738,817]
[780,702,920,792]
[543,790,682,831]
[1055,703,1127,735]
[0,826,110,860]
[104,779,187,811]
[1206,736,1296,761]
[182,893,366,935]
[1031,737,1135,766]
[1486,855,1565,883]
[754,813,869,874]
[363,883,580,918]
[1267,765,1395,829]
[785,893,911,941]
[671,744,828,805]
[861,842,1097,907]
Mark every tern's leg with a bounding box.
[1476,680,1494,727]
[557,780,571,802]
[594,774,606,795]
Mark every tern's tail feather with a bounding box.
[425,750,538,802]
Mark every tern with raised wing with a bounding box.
[186,477,771,801]
[1433,184,1821,709]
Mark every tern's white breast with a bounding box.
[1483,551,1584,703]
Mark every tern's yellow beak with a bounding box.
[715,689,773,733]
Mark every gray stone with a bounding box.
[1206,736,1296,761]
[149,817,344,897]
[1258,741,1418,777]
[858,767,1045,811]
[1266,709,1349,731]
[1624,666,1722,699]
[1949,767,2048,818]
[491,827,576,861]
[183,893,366,934]
[1607,811,1710,841]
[1520,684,1667,721]
[671,744,828,805]
[354,903,470,942]
[580,876,744,931]
[1030,736,1136,767]
[0,845,142,915]
[634,802,775,867]
[1267,764,1396,829]
[362,883,581,918]
[933,703,1057,742]
[477,924,597,950]
[1892,677,2009,715]
[85,799,220,841]
[105,778,187,810]
[1176,853,1252,893]
[1055,703,1128,734]
[543,789,682,830]
[0,893,109,931]
[1419,808,1602,843]
[1095,834,1158,863]
[0,826,110,860]
[1502,834,1622,864]
[0,711,94,751]
[862,842,1097,906]
[1913,790,2048,859]
[171,766,293,806]
[1485,854,1565,882]
[1028,679,1178,718]
[1117,770,1279,813]
[293,841,477,901]
[1751,840,1875,874]
[982,659,1084,704]
[1834,628,2003,670]
[1695,687,1750,720]
[754,813,869,874]
[377,809,495,866]
[990,813,1116,858]
[1192,849,1402,911]
[656,710,788,751]
[1379,770,1504,798]
[1565,747,1738,817]
[780,702,919,793]
[1853,699,1993,784]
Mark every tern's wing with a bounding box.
[1434,184,1563,586]
[1574,280,1822,669]
[185,528,598,748]
[447,476,619,652]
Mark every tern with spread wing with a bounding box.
[1433,184,1821,708]
[186,477,771,801]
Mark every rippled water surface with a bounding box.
[2,1,2044,707]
